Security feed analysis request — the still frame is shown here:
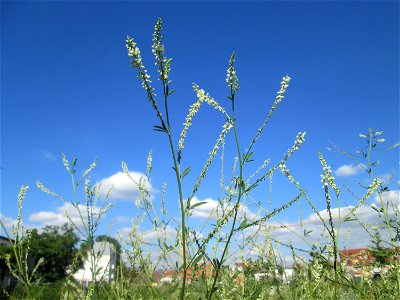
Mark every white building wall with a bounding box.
[72,242,116,285]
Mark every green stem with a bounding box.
[366,131,394,246]
[208,92,243,300]
[159,69,187,300]
[167,132,187,300]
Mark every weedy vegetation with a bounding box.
[1,19,399,299]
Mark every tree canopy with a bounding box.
[29,223,80,282]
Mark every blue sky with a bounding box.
[1,1,399,264]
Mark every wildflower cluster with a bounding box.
[247,192,303,228]
[279,163,298,185]
[193,84,228,115]
[178,93,203,152]
[246,75,292,153]
[192,120,233,196]
[200,201,234,247]
[293,131,306,150]
[245,132,306,193]
[0,186,44,297]
[317,153,340,270]
[36,181,65,202]
[178,84,228,153]
[247,159,271,184]
[349,178,381,214]
[152,18,172,82]
[226,52,239,94]
[126,36,158,111]
[319,155,336,189]
[146,150,153,179]
[374,131,385,143]
[276,75,291,101]
[15,185,29,239]
[62,153,70,172]
[285,132,306,158]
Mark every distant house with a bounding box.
[340,247,399,266]
[339,248,375,268]
[72,242,117,287]
[0,235,13,247]
[159,264,216,284]
[229,261,296,283]
[340,247,400,278]
[253,266,295,283]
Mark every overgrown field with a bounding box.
[1,19,399,299]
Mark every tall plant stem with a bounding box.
[160,76,188,300]
[208,92,243,300]
[168,133,187,300]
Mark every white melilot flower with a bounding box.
[226,53,239,93]
[359,133,367,138]
[273,75,291,105]
[135,198,142,209]
[295,131,306,144]
[146,150,153,177]
[179,84,228,152]
[377,138,385,143]
[126,35,157,101]
[318,153,339,193]
[152,19,171,82]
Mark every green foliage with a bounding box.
[369,230,396,267]
[29,223,80,283]
[0,186,44,299]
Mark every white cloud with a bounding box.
[0,213,17,230]
[142,226,177,243]
[334,163,365,177]
[29,202,101,231]
[377,173,395,186]
[190,197,219,219]
[117,225,177,244]
[96,171,154,201]
[0,213,36,237]
[114,216,129,224]
[374,190,399,208]
[190,197,256,220]
[244,191,400,253]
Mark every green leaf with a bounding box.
[244,152,254,163]
[238,219,248,230]
[239,179,246,191]
[167,89,177,96]
[181,166,191,179]
[153,125,167,133]
[190,253,204,267]
[370,205,379,212]
[212,258,220,269]
[189,201,208,210]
